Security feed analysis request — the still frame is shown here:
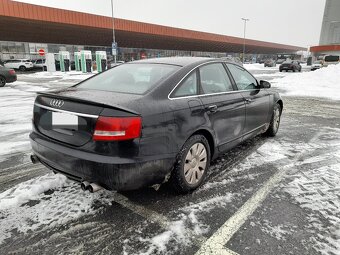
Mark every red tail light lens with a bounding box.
[9,70,16,75]
[93,116,142,141]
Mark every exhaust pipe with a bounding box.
[80,181,91,191]
[30,154,39,164]
[88,183,103,193]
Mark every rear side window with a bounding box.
[199,63,233,94]
[172,71,197,97]
[77,63,179,94]
[226,63,258,90]
[324,55,339,62]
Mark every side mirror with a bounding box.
[259,80,271,89]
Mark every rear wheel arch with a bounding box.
[190,129,215,159]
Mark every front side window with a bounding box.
[199,63,233,94]
[226,63,258,90]
[172,71,197,97]
[77,63,179,95]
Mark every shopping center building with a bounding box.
[310,0,340,57]
[0,0,305,62]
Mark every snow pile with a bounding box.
[272,64,340,100]
[244,63,272,70]
[0,174,113,245]
[27,71,95,79]
[0,174,67,209]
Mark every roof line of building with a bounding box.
[1,0,305,52]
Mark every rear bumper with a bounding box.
[30,132,175,191]
[6,75,17,83]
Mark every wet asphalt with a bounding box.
[0,67,339,255]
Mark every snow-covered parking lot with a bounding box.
[0,64,340,255]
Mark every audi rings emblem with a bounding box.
[50,99,64,108]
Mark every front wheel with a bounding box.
[170,135,210,193]
[264,103,281,137]
[0,76,6,87]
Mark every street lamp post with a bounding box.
[241,18,249,64]
[110,0,117,63]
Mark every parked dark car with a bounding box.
[30,57,283,193]
[0,65,17,87]
[264,59,276,67]
[279,60,301,72]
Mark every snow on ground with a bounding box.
[0,173,113,245]
[1,68,340,253]
[0,86,36,160]
[123,193,234,255]
[197,127,340,255]
[282,149,340,255]
[0,71,93,162]
[244,63,277,71]
[123,127,340,254]
[20,71,95,80]
[271,64,340,100]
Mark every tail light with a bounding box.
[9,70,16,75]
[93,116,142,141]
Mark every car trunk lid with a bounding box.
[33,89,141,146]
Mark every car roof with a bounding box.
[131,57,221,67]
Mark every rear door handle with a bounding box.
[206,105,218,113]
[245,98,252,104]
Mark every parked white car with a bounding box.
[33,59,47,70]
[311,61,322,71]
[4,59,33,71]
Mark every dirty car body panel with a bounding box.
[30,57,282,191]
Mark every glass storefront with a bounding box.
[0,40,275,64]
[0,40,232,62]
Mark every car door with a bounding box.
[225,63,270,140]
[12,60,21,69]
[198,63,245,152]
[4,60,13,69]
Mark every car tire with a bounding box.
[279,69,282,72]
[0,76,6,87]
[264,103,281,137]
[19,66,26,71]
[170,135,211,193]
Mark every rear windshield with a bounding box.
[77,63,180,94]
[324,55,339,62]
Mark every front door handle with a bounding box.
[206,105,218,113]
[245,98,252,104]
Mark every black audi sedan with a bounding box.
[30,57,282,193]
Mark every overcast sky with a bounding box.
[16,0,326,47]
